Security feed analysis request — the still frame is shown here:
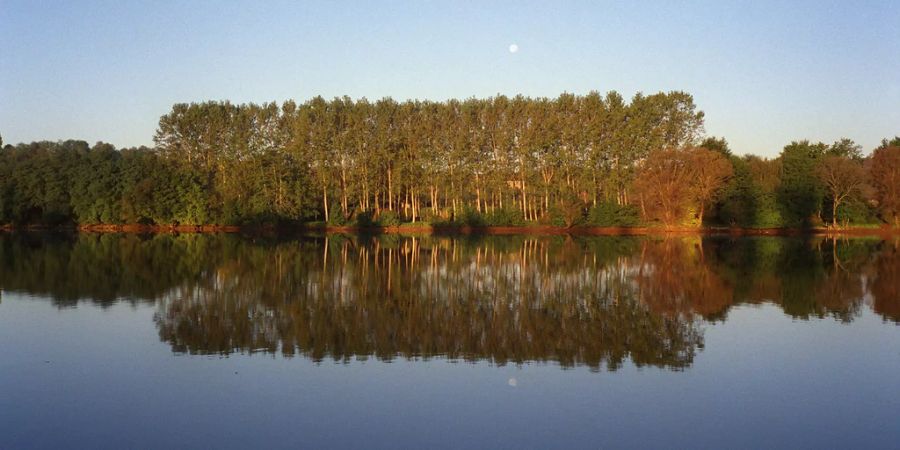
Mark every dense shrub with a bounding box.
[455,208,485,226]
[376,210,401,227]
[587,202,640,227]
[483,207,526,226]
[544,207,568,227]
[326,213,350,226]
[835,198,879,226]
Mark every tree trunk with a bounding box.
[387,167,393,211]
[323,184,329,223]
[430,185,436,213]
[833,199,839,228]
[341,165,348,217]
[640,193,647,221]
[521,177,527,217]
[363,168,369,211]
[404,189,410,218]
[475,174,482,214]
[450,165,457,217]
[544,187,549,213]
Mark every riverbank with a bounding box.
[0,224,242,233]
[320,224,897,237]
[1,223,897,236]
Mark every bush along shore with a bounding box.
[1,93,898,231]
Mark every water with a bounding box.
[1,233,898,449]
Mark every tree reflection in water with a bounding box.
[1,233,898,370]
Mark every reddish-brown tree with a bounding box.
[632,149,693,228]
[688,147,733,226]
[868,145,900,226]
[633,148,732,228]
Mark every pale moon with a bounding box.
[508,377,518,387]
[508,44,519,54]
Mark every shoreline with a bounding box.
[1,223,897,237]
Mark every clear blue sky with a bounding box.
[1,0,898,156]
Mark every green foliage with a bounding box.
[716,157,756,226]
[777,141,827,227]
[544,207,569,227]
[326,212,350,226]
[376,210,401,227]
[553,190,588,227]
[835,197,879,225]
[0,139,314,226]
[483,207,526,226]
[587,202,640,227]
[882,136,900,148]
[752,194,785,228]
[398,221,429,229]
[420,208,444,223]
[353,211,377,227]
[716,157,784,228]
[699,136,731,156]
[714,139,878,228]
[827,138,863,160]
[457,208,486,226]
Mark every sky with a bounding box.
[1,0,898,157]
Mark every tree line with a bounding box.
[1,93,898,228]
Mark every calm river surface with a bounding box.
[1,233,899,449]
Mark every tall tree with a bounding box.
[778,141,827,227]
[827,138,863,160]
[687,147,733,225]
[816,155,866,227]
[698,136,731,156]
[632,149,694,228]
[869,143,900,227]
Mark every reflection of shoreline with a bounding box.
[1,233,898,368]
[149,235,894,369]
[154,236,704,370]
[4,224,900,236]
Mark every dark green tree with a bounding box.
[777,141,827,227]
